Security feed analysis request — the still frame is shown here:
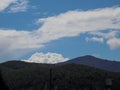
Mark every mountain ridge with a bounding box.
[1,55,120,72]
[60,55,120,72]
[0,59,120,90]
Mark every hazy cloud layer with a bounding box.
[23,52,69,64]
[0,7,120,61]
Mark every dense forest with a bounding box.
[0,70,9,90]
[0,61,120,90]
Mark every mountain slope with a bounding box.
[60,55,120,72]
[0,61,120,90]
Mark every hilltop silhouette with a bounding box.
[60,55,120,72]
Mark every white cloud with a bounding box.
[0,7,120,61]
[86,37,104,43]
[0,0,28,13]
[0,0,16,12]
[23,52,69,64]
[89,30,119,39]
[37,7,120,40]
[107,38,120,49]
[88,31,120,49]
[0,30,43,50]
[9,0,28,13]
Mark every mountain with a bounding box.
[0,61,120,90]
[60,55,120,72]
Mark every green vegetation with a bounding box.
[0,61,120,90]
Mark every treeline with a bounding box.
[0,61,120,90]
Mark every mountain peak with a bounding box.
[80,55,97,58]
[61,55,120,72]
[72,55,99,61]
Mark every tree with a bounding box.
[0,69,9,90]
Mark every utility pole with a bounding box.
[50,68,52,90]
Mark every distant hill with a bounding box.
[0,56,120,90]
[60,55,120,72]
[0,60,120,90]
[0,59,120,90]
[0,60,52,70]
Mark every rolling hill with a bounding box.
[0,55,120,90]
[60,55,120,72]
[0,60,120,90]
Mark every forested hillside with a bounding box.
[0,61,120,90]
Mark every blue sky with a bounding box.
[0,0,120,63]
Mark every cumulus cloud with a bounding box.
[107,38,120,49]
[0,0,28,12]
[23,52,69,64]
[86,37,104,43]
[0,7,120,61]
